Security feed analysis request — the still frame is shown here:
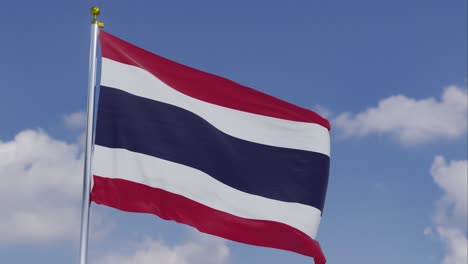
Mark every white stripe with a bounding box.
[93,145,322,238]
[101,58,330,156]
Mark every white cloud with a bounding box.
[430,156,467,264]
[0,129,83,243]
[94,234,230,264]
[334,85,467,144]
[436,227,467,264]
[63,111,86,130]
[431,156,468,226]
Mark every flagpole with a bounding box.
[79,6,103,264]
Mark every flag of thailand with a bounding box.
[91,30,330,264]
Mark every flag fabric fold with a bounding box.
[91,30,330,264]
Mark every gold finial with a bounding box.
[90,6,104,28]
[91,6,100,16]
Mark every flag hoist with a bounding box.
[78,6,103,264]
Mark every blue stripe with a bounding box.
[95,87,330,211]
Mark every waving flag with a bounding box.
[91,30,330,263]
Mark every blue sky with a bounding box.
[0,1,466,264]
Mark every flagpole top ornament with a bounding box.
[91,6,100,16]
[90,6,104,28]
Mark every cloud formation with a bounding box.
[334,85,467,144]
[94,234,230,264]
[63,111,86,130]
[0,129,83,243]
[430,156,467,264]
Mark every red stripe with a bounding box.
[91,175,326,263]
[99,30,330,130]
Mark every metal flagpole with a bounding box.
[79,6,103,264]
